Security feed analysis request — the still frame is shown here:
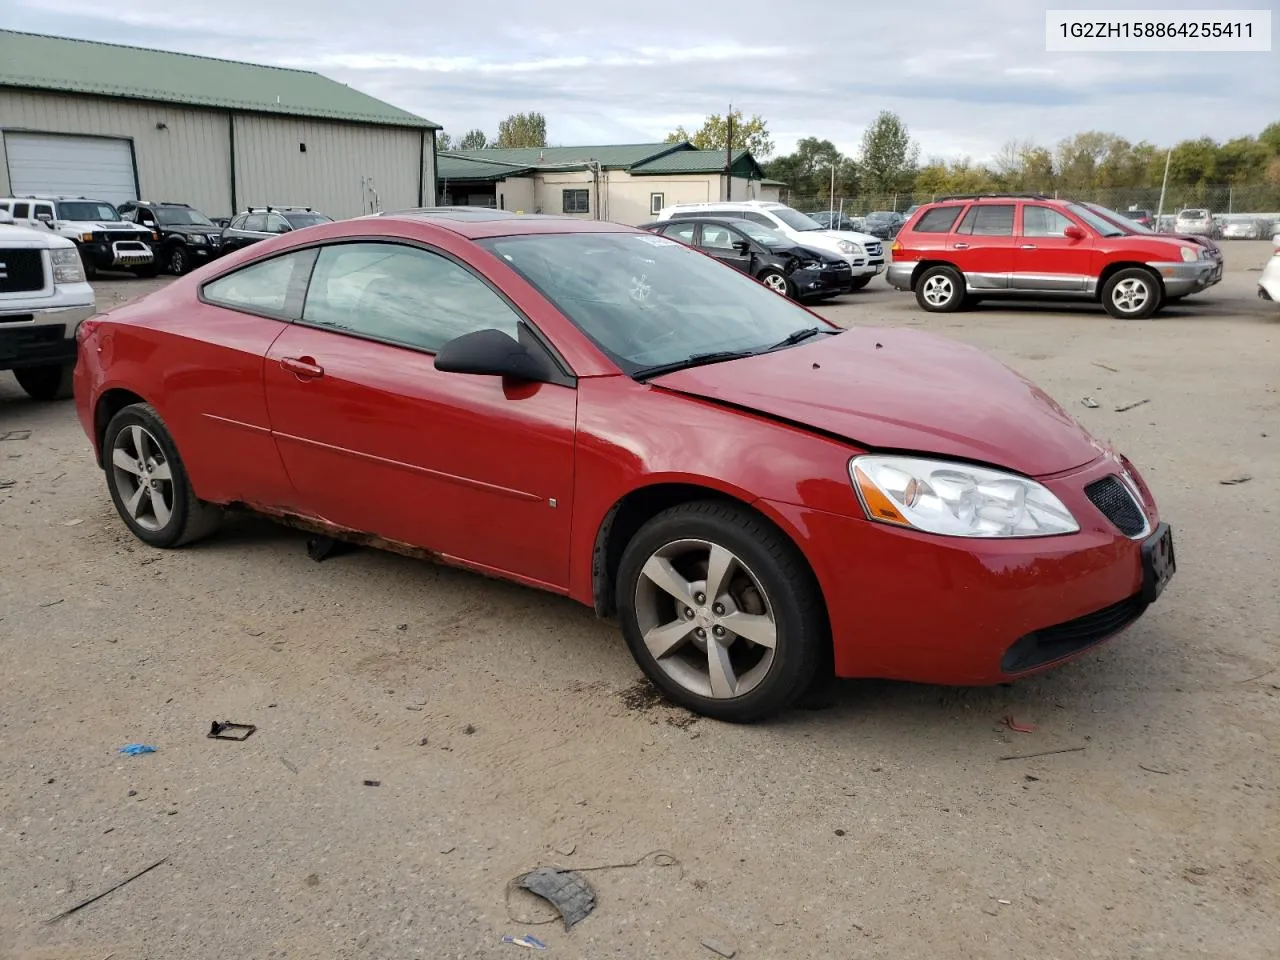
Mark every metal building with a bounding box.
[0,30,439,220]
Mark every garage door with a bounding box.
[5,132,138,206]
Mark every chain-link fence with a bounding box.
[785,183,1280,237]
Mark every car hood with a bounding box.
[163,224,218,236]
[650,327,1102,477]
[764,241,843,263]
[81,221,150,232]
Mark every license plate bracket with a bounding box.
[1141,522,1176,603]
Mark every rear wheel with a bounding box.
[758,269,793,299]
[1102,268,1162,319]
[103,403,222,548]
[616,501,826,722]
[14,364,74,401]
[915,265,966,312]
[847,275,872,291]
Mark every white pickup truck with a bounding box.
[0,211,96,400]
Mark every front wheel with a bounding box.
[14,363,75,401]
[847,275,872,291]
[616,501,826,722]
[103,403,222,548]
[168,244,190,276]
[915,265,966,312]
[758,269,793,299]
[1102,268,1162,319]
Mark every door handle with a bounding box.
[952,242,969,249]
[281,356,324,379]
[1020,244,1037,249]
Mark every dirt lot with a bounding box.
[2,243,1277,959]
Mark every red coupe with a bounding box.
[74,210,1176,722]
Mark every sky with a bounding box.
[4,0,1277,163]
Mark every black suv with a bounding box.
[118,201,225,275]
[219,207,334,255]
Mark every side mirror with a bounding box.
[434,328,549,382]
[732,239,751,255]
[1063,224,1086,241]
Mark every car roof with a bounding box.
[651,216,763,228]
[378,208,640,239]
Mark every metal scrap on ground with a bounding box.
[45,857,169,923]
[518,867,597,929]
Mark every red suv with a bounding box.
[887,194,1222,319]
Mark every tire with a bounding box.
[1101,267,1162,319]
[847,275,872,291]
[616,500,826,723]
[102,402,222,548]
[168,244,190,276]
[915,265,966,312]
[758,269,793,299]
[14,364,75,401]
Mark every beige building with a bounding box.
[437,143,781,226]
[0,30,438,220]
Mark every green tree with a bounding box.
[665,110,775,160]
[764,137,857,200]
[495,112,547,149]
[1257,121,1280,155]
[858,111,919,193]
[437,132,453,151]
[457,128,489,151]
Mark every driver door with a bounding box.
[262,240,578,590]
[696,223,752,273]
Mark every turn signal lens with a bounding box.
[890,240,902,254]
[851,465,910,526]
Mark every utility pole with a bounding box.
[830,163,836,219]
[1156,148,1172,226]
[725,103,734,201]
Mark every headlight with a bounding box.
[50,247,86,284]
[837,240,863,255]
[849,455,1079,538]
[801,260,823,270]
[189,234,207,245]
[1179,246,1197,262]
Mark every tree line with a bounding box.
[437,108,1280,202]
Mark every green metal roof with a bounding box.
[447,143,687,170]
[0,30,438,129]
[629,148,764,179]
[437,154,533,182]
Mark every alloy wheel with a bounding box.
[111,424,175,532]
[633,538,778,700]
[1111,277,1150,314]
[763,273,789,294]
[921,274,954,306]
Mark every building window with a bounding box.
[650,192,664,216]
[562,189,590,214]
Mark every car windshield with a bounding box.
[156,207,215,226]
[1065,203,1127,237]
[284,212,332,228]
[478,232,836,373]
[1085,202,1155,235]
[735,222,791,246]
[770,207,825,231]
[58,202,120,221]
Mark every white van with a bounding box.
[655,200,884,288]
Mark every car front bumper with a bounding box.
[0,303,93,370]
[760,455,1170,685]
[78,239,157,270]
[1148,260,1221,297]
[1259,258,1280,301]
[795,266,858,296]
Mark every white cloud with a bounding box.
[6,0,1276,162]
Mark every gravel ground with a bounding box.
[2,242,1277,960]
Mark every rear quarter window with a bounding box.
[912,206,964,233]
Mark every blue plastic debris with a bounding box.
[501,934,547,950]
[119,744,157,756]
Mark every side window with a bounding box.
[34,203,54,221]
[661,223,696,244]
[698,225,736,250]
[957,204,1015,236]
[266,214,291,234]
[13,202,30,218]
[230,214,248,229]
[244,214,267,232]
[138,209,157,226]
[301,242,521,353]
[202,251,311,316]
[743,211,775,227]
[1022,205,1074,237]
[914,206,963,233]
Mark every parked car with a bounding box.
[887,195,1221,318]
[862,211,906,239]
[74,209,1176,721]
[219,206,334,255]
[656,200,883,290]
[0,195,157,279]
[1122,208,1154,228]
[807,211,866,233]
[118,201,226,275]
[642,216,855,300]
[0,211,95,399]
[1218,218,1268,240]
[1173,208,1219,238]
[1259,232,1280,303]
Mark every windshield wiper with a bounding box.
[632,350,755,381]
[768,327,827,350]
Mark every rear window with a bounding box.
[912,206,963,233]
[1180,209,1208,218]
